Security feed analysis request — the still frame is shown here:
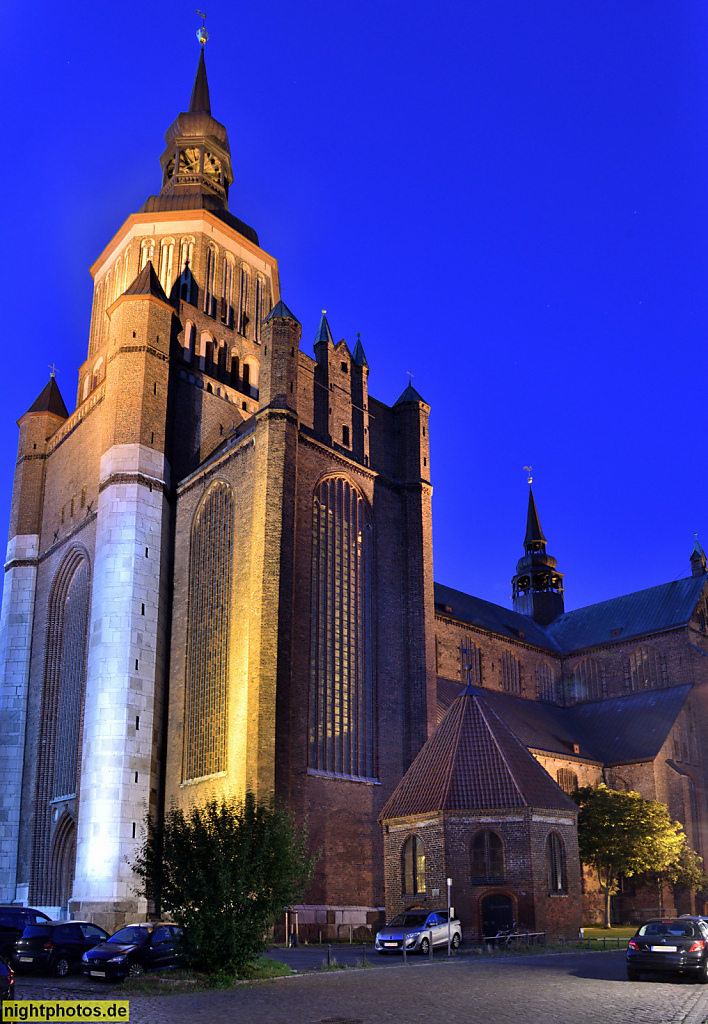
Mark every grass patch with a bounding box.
[120,957,294,995]
[582,927,636,940]
[317,956,349,971]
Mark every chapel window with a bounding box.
[204,246,217,318]
[546,832,567,893]
[536,660,557,702]
[221,258,234,327]
[402,835,426,895]
[309,477,375,779]
[183,481,233,782]
[501,650,521,694]
[459,637,482,686]
[471,830,504,884]
[556,768,578,795]
[569,657,603,703]
[255,276,264,342]
[140,238,155,272]
[629,645,664,691]
[230,353,240,389]
[159,238,175,295]
[238,267,249,335]
[242,362,251,394]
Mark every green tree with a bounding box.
[643,837,708,915]
[132,793,316,973]
[573,785,685,928]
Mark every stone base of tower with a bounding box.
[69,899,150,934]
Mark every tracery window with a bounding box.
[471,830,504,884]
[140,238,155,271]
[183,481,233,782]
[403,835,426,895]
[569,657,603,703]
[546,832,567,893]
[230,351,240,388]
[204,246,217,318]
[501,650,521,694]
[221,258,234,327]
[459,637,481,686]
[556,768,578,795]
[629,645,664,692]
[255,276,264,342]
[309,477,375,779]
[536,660,557,702]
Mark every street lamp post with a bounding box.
[447,877,452,956]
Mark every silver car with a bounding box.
[375,910,462,954]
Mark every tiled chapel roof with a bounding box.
[436,681,691,767]
[434,575,707,655]
[379,688,577,821]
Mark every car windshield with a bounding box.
[638,921,701,938]
[21,926,51,938]
[107,927,149,945]
[388,913,428,929]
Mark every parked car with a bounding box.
[0,955,14,1001]
[13,921,109,976]
[0,908,51,958]
[82,924,182,979]
[627,917,708,982]
[375,910,462,954]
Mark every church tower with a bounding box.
[511,487,564,626]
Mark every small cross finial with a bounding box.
[524,465,532,484]
[48,363,58,378]
[196,10,209,44]
[406,371,414,384]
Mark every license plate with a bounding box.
[90,971,106,977]
[384,942,398,947]
[651,945,677,952]
[19,957,33,962]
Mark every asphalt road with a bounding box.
[12,949,708,1024]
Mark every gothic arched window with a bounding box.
[309,477,375,779]
[230,351,240,389]
[255,275,264,342]
[536,660,557,702]
[204,245,217,318]
[159,238,175,294]
[30,549,91,905]
[556,768,578,795]
[221,258,234,327]
[140,238,155,272]
[546,832,567,893]
[629,645,664,691]
[471,830,504,884]
[501,650,521,694]
[183,481,234,782]
[238,266,249,335]
[402,835,426,895]
[460,637,482,686]
[570,657,603,703]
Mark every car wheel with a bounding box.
[626,968,640,982]
[128,963,145,978]
[419,938,430,956]
[452,933,461,950]
[697,962,708,985]
[54,957,70,978]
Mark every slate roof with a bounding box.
[314,312,333,345]
[122,261,169,302]
[545,576,707,652]
[438,682,691,766]
[264,299,300,324]
[380,688,577,821]
[24,377,68,419]
[525,488,546,546]
[352,338,368,367]
[394,382,427,406]
[434,583,560,652]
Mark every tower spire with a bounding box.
[188,47,211,114]
[524,486,547,553]
[690,534,707,576]
[511,483,564,626]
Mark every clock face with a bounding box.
[204,151,221,182]
[179,147,201,174]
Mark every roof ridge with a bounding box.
[472,695,528,806]
[552,574,704,620]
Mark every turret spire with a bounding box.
[511,485,564,626]
[524,487,547,553]
[188,47,211,114]
[690,534,707,576]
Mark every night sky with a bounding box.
[5,0,708,613]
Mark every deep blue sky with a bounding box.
[4,0,708,612]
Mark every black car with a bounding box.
[82,924,181,979]
[14,921,109,976]
[627,917,708,982]
[0,907,51,958]
[0,955,14,1001]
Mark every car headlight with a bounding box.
[81,954,88,962]
[107,956,127,963]
[406,932,418,941]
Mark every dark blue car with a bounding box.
[82,924,181,980]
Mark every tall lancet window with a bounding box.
[254,276,264,342]
[183,481,233,782]
[204,245,217,317]
[159,238,175,295]
[221,258,234,327]
[30,549,91,905]
[140,238,155,271]
[238,267,249,335]
[309,477,375,779]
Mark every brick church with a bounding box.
[0,43,706,943]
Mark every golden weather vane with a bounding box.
[196,10,209,45]
[524,466,532,484]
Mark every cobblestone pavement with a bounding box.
[14,950,708,1024]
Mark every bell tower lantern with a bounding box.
[511,486,565,626]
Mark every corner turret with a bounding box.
[511,487,564,626]
[691,535,707,577]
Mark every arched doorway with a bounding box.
[49,813,76,910]
[481,893,513,936]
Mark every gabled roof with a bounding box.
[264,299,300,324]
[24,377,68,419]
[394,382,426,406]
[434,582,560,652]
[122,261,169,302]
[380,689,577,821]
[441,682,691,766]
[546,576,707,652]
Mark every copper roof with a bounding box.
[379,689,577,821]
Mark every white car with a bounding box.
[375,910,462,954]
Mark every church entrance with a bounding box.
[481,894,513,937]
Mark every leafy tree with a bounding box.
[132,792,316,973]
[573,785,685,928]
[642,837,708,915]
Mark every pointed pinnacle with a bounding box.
[189,47,211,114]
